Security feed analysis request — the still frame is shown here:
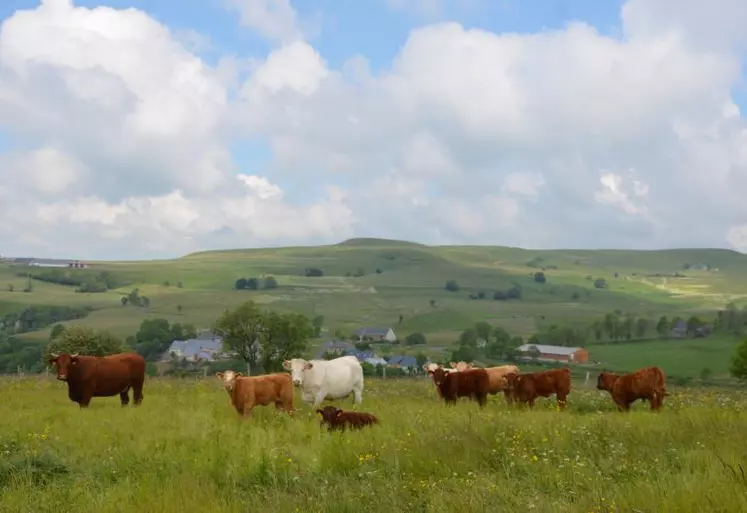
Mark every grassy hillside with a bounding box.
[1,238,747,377]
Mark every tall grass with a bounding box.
[1,376,746,512]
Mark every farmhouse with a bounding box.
[517,344,589,364]
[163,333,233,362]
[354,326,397,342]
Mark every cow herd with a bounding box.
[46,351,670,432]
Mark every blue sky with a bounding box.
[2,0,747,258]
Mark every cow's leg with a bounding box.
[313,389,327,408]
[119,387,130,407]
[353,385,363,405]
[79,390,93,408]
[241,401,255,420]
[476,392,488,408]
[132,376,145,406]
[556,394,568,411]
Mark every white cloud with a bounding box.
[1,0,747,258]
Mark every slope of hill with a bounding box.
[1,237,746,376]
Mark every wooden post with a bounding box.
[585,371,590,387]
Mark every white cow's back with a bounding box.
[302,356,363,400]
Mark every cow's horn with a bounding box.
[50,352,59,358]
[71,352,79,357]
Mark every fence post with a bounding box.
[585,371,590,387]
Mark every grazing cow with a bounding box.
[216,370,294,418]
[48,352,146,408]
[283,355,364,407]
[505,367,571,410]
[596,366,668,412]
[484,364,520,403]
[316,405,379,432]
[427,367,490,408]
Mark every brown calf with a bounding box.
[597,366,668,412]
[505,367,571,410]
[216,370,294,419]
[427,367,490,408]
[316,405,379,432]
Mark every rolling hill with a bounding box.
[1,237,747,377]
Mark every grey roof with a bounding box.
[671,320,687,330]
[387,355,418,368]
[355,327,392,336]
[166,337,226,361]
[517,344,583,356]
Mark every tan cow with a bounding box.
[216,370,294,419]
[484,364,520,403]
[449,361,474,372]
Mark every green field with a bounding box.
[2,237,747,378]
[1,376,746,512]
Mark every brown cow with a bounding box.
[427,367,490,408]
[597,366,668,412]
[505,367,571,410]
[316,405,379,432]
[216,370,294,419]
[48,352,146,408]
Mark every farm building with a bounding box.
[516,344,589,364]
[11,257,89,268]
[163,333,233,362]
[354,326,397,342]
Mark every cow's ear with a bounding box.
[282,360,292,370]
[304,362,314,370]
[215,372,224,379]
[315,409,323,416]
[449,361,457,368]
[427,370,434,376]
[70,356,79,364]
[235,372,243,377]
[335,410,343,418]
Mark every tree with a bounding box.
[213,301,264,375]
[49,324,66,341]
[235,278,248,290]
[474,321,492,343]
[656,316,670,338]
[686,315,703,337]
[176,304,183,314]
[429,299,436,308]
[729,337,747,381]
[635,318,649,339]
[264,276,278,289]
[128,288,141,307]
[259,311,312,373]
[534,271,546,283]
[140,297,150,309]
[458,328,478,348]
[44,325,125,362]
[445,280,460,292]
[121,296,128,306]
[594,278,608,289]
[311,315,324,337]
[405,332,427,345]
[591,320,604,342]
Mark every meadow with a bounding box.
[2,376,747,513]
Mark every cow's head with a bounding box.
[282,358,313,387]
[216,370,243,392]
[48,352,79,381]
[422,363,440,373]
[503,372,519,391]
[427,367,449,386]
[316,405,341,423]
[596,372,617,392]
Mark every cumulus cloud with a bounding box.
[1,0,747,258]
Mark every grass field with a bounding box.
[3,237,747,378]
[1,376,746,513]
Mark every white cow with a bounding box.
[282,355,364,407]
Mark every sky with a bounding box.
[1,0,747,260]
